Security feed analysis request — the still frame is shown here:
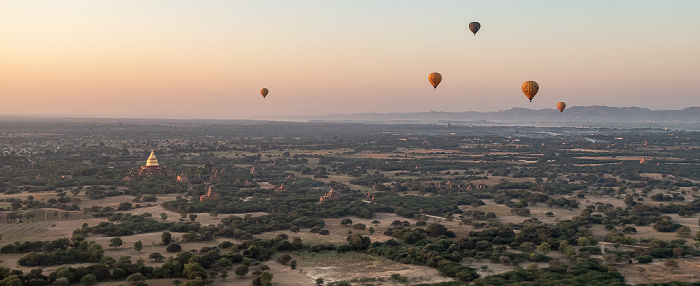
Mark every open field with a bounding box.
[282,251,454,285]
[614,258,700,285]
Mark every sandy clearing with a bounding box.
[283,251,454,286]
[613,258,700,285]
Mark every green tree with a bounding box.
[80,274,97,286]
[215,257,232,269]
[315,277,324,285]
[578,237,590,247]
[161,232,173,245]
[260,271,273,286]
[126,273,146,286]
[235,265,249,277]
[242,257,251,267]
[189,214,197,222]
[425,223,448,237]
[677,226,692,238]
[537,242,551,255]
[109,237,123,249]
[0,275,23,286]
[166,243,182,253]
[56,269,74,280]
[520,242,536,252]
[134,240,143,252]
[340,218,353,226]
[183,261,207,279]
[160,213,168,221]
[149,252,165,262]
[53,277,70,286]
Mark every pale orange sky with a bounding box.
[2,1,700,119]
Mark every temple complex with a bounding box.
[200,183,221,202]
[136,150,170,176]
[363,190,375,201]
[124,150,172,179]
[177,171,191,185]
[319,188,338,203]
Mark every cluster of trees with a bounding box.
[470,260,626,286]
[88,214,170,236]
[16,241,104,266]
[0,233,302,286]
[1,239,73,253]
[363,237,479,282]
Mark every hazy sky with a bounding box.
[2,1,700,119]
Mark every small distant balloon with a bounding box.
[260,88,269,98]
[557,102,566,113]
[521,81,539,102]
[428,73,442,90]
[469,22,481,36]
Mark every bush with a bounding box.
[166,243,182,252]
[80,274,97,286]
[391,274,408,283]
[637,255,653,263]
[53,278,70,286]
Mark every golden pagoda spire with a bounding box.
[145,150,159,167]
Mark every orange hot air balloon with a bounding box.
[428,73,442,90]
[260,88,269,98]
[469,22,481,36]
[557,102,566,112]
[521,81,539,102]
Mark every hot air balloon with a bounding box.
[521,81,539,102]
[260,88,269,99]
[557,102,566,113]
[428,73,442,90]
[469,22,481,36]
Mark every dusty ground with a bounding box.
[613,258,700,285]
[275,251,454,286]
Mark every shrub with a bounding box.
[166,243,182,253]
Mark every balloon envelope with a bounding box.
[260,88,269,98]
[557,102,566,112]
[428,73,442,89]
[469,22,481,36]
[521,81,539,102]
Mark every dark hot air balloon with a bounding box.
[469,22,481,36]
[260,88,269,99]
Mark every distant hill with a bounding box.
[300,106,700,124]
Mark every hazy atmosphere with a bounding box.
[2,1,700,119]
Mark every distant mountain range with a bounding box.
[299,106,700,124]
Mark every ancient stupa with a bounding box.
[136,150,169,176]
